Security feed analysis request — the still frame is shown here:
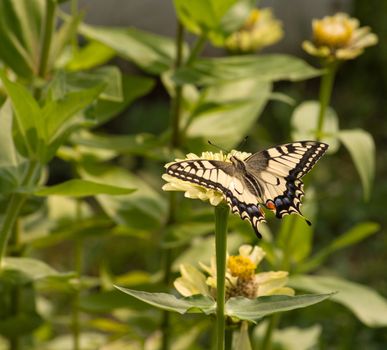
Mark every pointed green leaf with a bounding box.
[0,101,28,193]
[338,129,375,200]
[80,24,189,74]
[173,55,320,86]
[85,74,155,125]
[0,72,42,157]
[2,257,67,281]
[225,293,332,322]
[173,0,253,46]
[78,162,167,230]
[34,179,136,197]
[253,323,322,350]
[66,40,116,71]
[291,100,339,153]
[289,275,387,327]
[300,222,380,273]
[0,0,44,78]
[186,78,271,149]
[115,287,216,315]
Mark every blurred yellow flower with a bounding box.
[225,8,283,53]
[302,13,378,61]
[162,150,251,206]
[174,245,294,300]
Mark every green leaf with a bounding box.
[291,100,339,153]
[2,257,66,281]
[186,78,271,149]
[78,162,167,230]
[225,293,332,322]
[48,66,121,102]
[115,287,216,315]
[79,290,149,313]
[0,0,44,78]
[49,12,81,69]
[173,0,253,46]
[289,275,387,327]
[0,72,42,157]
[300,222,380,273]
[173,55,320,86]
[79,24,189,74]
[233,322,253,350]
[0,101,28,193]
[338,129,375,200]
[66,40,116,71]
[70,131,166,160]
[0,313,43,338]
[85,74,155,125]
[253,323,322,350]
[34,179,136,197]
[277,195,317,264]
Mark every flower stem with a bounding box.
[316,61,338,141]
[71,0,79,54]
[261,314,280,350]
[215,203,230,350]
[170,21,185,149]
[72,200,83,350]
[38,0,57,78]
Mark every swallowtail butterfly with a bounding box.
[166,141,328,238]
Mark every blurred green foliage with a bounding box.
[0,0,385,349]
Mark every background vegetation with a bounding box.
[0,0,386,349]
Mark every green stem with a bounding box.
[0,161,39,268]
[170,21,185,149]
[225,328,233,350]
[280,216,297,271]
[72,200,83,350]
[215,203,230,350]
[315,61,338,141]
[71,0,79,54]
[186,35,207,66]
[38,0,57,78]
[261,314,280,350]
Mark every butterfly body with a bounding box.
[166,141,328,237]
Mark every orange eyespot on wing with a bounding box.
[265,200,276,211]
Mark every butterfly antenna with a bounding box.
[208,140,230,153]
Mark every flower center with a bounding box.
[313,17,353,47]
[228,255,256,279]
[243,9,260,30]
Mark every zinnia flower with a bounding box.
[162,150,251,206]
[302,12,378,61]
[174,245,294,299]
[225,8,283,53]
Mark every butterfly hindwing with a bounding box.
[245,141,328,220]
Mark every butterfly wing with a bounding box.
[244,141,328,220]
[166,159,266,237]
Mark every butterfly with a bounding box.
[166,141,328,238]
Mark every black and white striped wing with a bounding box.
[245,141,328,220]
[166,159,266,237]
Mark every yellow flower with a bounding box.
[162,150,251,206]
[225,8,283,53]
[302,13,378,61]
[174,245,294,300]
